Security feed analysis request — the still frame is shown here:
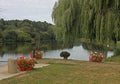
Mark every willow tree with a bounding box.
[52,0,120,44]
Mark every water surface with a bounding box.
[0,42,114,65]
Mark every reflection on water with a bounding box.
[0,41,114,65]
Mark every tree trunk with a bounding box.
[64,57,68,60]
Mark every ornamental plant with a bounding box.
[89,51,105,62]
[60,51,70,60]
[17,56,37,71]
[30,50,43,59]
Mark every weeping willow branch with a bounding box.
[52,0,120,44]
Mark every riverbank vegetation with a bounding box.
[105,41,120,63]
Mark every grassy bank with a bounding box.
[105,55,120,64]
[105,41,120,63]
[0,59,120,84]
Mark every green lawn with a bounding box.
[0,59,120,84]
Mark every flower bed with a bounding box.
[17,56,37,71]
[30,50,43,59]
[89,51,105,62]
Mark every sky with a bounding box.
[0,0,58,24]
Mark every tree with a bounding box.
[0,19,55,43]
[52,0,120,44]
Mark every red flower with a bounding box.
[31,57,36,61]
[37,56,42,58]
[20,67,25,71]
[89,51,105,62]
[17,56,37,71]
[30,51,33,58]
[26,67,33,71]
[17,61,21,65]
[92,57,96,61]
[26,60,31,64]
[30,50,43,59]
[19,56,25,59]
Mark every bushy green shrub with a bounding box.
[114,48,120,56]
[60,51,70,60]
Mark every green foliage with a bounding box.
[0,19,55,43]
[52,0,120,44]
[2,30,31,42]
[3,30,18,42]
[60,51,70,57]
[117,41,120,48]
[114,48,120,55]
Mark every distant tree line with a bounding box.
[0,19,55,43]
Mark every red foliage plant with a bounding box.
[17,56,37,71]
[89,51,105,62]
[30,50,43,59]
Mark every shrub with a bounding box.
[60,51,70,60]
[114,48,120,56]
[30,50,43,59]
[89,51,105,62]
[17,56,37,71]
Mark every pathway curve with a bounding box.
[0,63,49,80]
